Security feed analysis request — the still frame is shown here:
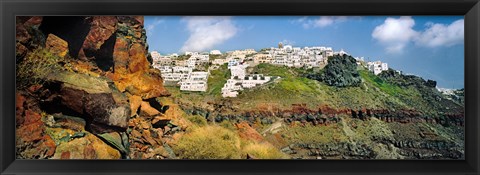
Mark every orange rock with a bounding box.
[131,129,142,139]
[128,120,136,127]
[140,120,150,129]
[129,95,142,117]
[151,115,169,125]
[16,121,45,144]
[128,43,149,73]
[140,145,149,152]
[60,151,71,159]
[142,129,158,146]
[41,135,57,157]
[45,34,69,57]
[16,93,26,125]
[140,101,161,117]
[235,122,264,142]
[113,37,130,75]
[154,128,164,138]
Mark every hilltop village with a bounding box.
[151,43,389,97]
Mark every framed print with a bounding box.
[1,0,479,174]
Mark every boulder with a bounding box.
[45,71,130,134]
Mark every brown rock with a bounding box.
[16,42,28,58]
[60,151,71,159]
[27,84,43,93]
[23,16,43,28]
[23,109,42,125]
[45,34,69,58]
[81,16,117,54]
[16,119,44,144]
[16,93,26,125]
[16,23,30,44]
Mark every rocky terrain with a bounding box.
[16,16,187,159]
[15,16,464,160]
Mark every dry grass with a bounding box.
[172,125,241,159]
[242,142,289,159]
[16,48,66,88]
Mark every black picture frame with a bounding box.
[1,0,479,174]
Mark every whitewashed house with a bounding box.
[188,71,209,81]
[230,64,248,79]
[241,74,271,88]
[368,61,389,75]
[180,81,208,92]
[227,60,239,69]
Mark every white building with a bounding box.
[212,59,227,65]
[151,51,161,59]
[241,74,271,88]
[230,64,248,79]
[188,71,209,81]
[367,61,389,75]
[180,81,208,92]
[227,60,239,69]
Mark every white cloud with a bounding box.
[180,16,238,52]
[294,16,351,29]
[416,19,464,47]
[371,16,419,53]
[280,39,295,46]
[146,17,165,33]
[372,17,464,53]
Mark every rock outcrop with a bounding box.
[307,54,361,87]
[15,16,172,159]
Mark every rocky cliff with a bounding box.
[15,16,180,159]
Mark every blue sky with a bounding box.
[145,16,464,89]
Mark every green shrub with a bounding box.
[172,125,241,159]
[16,48,66,88]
